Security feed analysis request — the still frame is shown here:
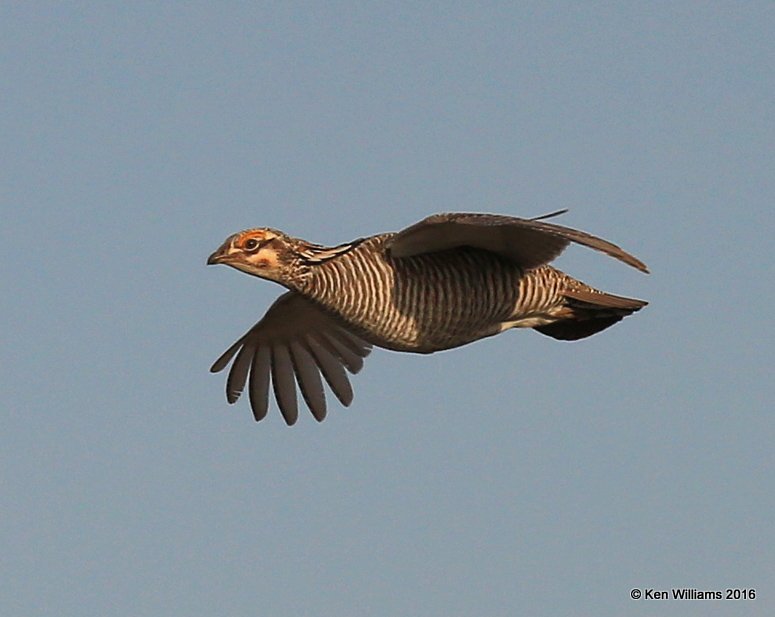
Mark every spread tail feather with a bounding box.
[534,289,647,341]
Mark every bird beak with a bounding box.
[207,241,231,265]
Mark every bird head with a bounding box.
[207,228,300,284]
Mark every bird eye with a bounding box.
[244,238,260,251]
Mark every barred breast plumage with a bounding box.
[301,236,524,352]
[207,211,648,424]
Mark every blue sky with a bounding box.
[2,3,773,616]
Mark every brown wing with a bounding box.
[386,212,649,273]
[210,292,372,425]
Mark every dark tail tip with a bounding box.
[534,315,626,340]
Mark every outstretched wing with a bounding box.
[210,292,372,425]
[387,212,649,273]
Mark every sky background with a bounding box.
[2,3,773,616]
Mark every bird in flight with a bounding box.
[208,211,648,424]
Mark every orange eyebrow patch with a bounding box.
[238,229,277,247]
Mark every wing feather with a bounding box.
[271,345,298,425]
[304,336,355,407]
[315,330,366,374]
[248,346,271,422]
[289,341,327,421]
[210,335,245,374]
[210,292,371,424]
[226,344,252,404]
[387,212,648,273]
